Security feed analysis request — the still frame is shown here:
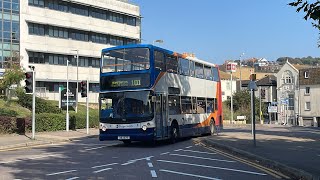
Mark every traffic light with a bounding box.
[80,80,87,97]
[25,72,33,94]
[261,89,266,99]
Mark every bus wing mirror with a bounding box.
[151,96,156,102]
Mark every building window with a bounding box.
[29,23,45,36]
[288,94,294,110]
[48,26,68,39]
[282,70,293,84]
[125,16,136,26]
[110,12,124,23]
[305,102,311,111]
[226,82,230,90]
[305,87,310,95]
[304,71,309,79]
[28,0,44,7]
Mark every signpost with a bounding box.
[248,75,257,147]
[60,88,77,108]
[226,62,237,124]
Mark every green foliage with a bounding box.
[0,108,18,117]
[16,90,61,114]
[0,64,24,91]
[0,116,16,134]
[34,113,66,132]
[276,56,320,66]
[224,90,268,123]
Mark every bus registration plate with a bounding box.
[118,136,130,140]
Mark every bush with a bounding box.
[0,108,18,117]
[35,113,65,132]
[16,90,61,114]
[0,116,16,134]
[70,110,99,129]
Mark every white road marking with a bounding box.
[185,146,193,149]
[148,163,153,167]
[174,149,183,152]
[179,149,217,155]
[0,154,60,164]
[157,160,267,176]
[82,146,106,151]
[170,153,235,163]
[160,169,221,180]
[46,170,77,176]
[150,170,157,177]
[66,177,79,180]
[93,168,112,173]
[160,152,170,155]
[121,156,154,165]
[91,163,118,169]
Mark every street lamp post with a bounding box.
[239,53,245,90]
[71,50,79,113]
[153,39,163,45]
[66,60,69,132]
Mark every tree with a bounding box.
[289,1,320,29]
[225,90,267,123]
[0,52,25,100]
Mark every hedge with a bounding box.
[0,108,18,117]
[16,91,61,114]
[35,113,66,132]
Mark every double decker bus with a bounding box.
[99,44,222,144]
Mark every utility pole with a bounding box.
[66,60,69,132]
[251,88,256,147]
[259,86,262,124]
[86,79,89,134]
[230,71,233,124]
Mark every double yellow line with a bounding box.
[194,139,290,179]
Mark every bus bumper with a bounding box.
[99,128,155,141]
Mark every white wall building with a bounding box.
[219,71,237,102]
[10,0,141,103]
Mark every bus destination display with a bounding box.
[100,74,150,90]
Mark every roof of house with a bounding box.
[256,75,277,86]
[292,64,312,70]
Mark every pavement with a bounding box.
[199,124,320,180]
[0,125,319,179]
[0,128,99,151]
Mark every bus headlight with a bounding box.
[142,125,147,131]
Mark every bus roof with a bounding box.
[101,44,217,67]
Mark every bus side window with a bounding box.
[192,97,197,114]
[195,63,204,79]
[212,67,220,82]
[154,51,165,71]
[166,54,178,74]
[189,61,195,77]
[179,58,189,76]
[207,98,214,113]
[181,96,192,114]
[197,97,206,114]
[168,95,181,115]
[204,66,213,80]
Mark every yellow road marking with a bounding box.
[194,139,290,179]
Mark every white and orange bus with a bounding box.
[99,44,222,144]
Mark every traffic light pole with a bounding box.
[32,70,36,140]
[86,79,89,134]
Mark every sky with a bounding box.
[132,0,320,65]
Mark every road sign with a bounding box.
[247,81,258,91]
[281,99,289,105]
[226,62,237,73]
[60,88,76,108]
[268,106,277,113]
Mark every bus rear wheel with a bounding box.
[170,123,179,144]
[210,120,215,135]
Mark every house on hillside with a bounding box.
[219,71,237,102]
[276,61,311,126]
[298,68,320,127]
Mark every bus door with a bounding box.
[155,94,168,139]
